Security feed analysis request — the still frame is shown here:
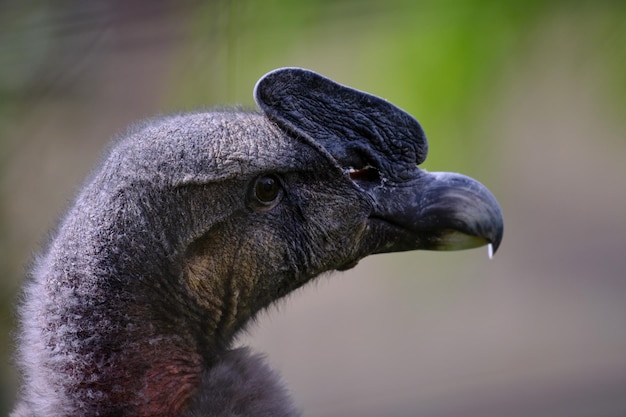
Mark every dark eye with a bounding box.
[251,174,283,207]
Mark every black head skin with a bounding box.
[12,68,503,417]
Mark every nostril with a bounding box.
[348,166,381,183]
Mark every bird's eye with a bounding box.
[250,174,283,208]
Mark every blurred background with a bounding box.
[1,0,625,415]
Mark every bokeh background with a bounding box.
[1,1,625,415]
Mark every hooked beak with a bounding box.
[368,171,503,257]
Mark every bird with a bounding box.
[12,67,503,417]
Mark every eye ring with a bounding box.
[249,174,284,209]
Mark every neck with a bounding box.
[22,171,303,416]
[24,183,237,416]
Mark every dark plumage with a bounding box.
[12,68,503,417]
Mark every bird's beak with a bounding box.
[368,171,503,256]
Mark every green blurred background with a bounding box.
[1,1,625,415]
